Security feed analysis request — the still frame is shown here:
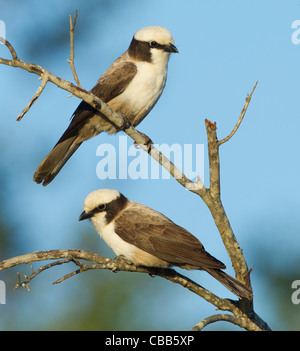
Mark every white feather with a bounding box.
[90,212,138,260]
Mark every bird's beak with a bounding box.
[79,210,90,221]
[167,43,179,53]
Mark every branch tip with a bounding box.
[17,75,48,121]
[218,81,258,146]
[0,37,18,60]
[205,119,217,130]
[68,10,81,88]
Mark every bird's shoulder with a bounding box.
[113,201,225,269]
[115,201,200,245]
[67,54,138,128]
[116,201,172,227]
[91,54,138,101]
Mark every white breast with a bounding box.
[91,214,138,260]
[111,60,168,125]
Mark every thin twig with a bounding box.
[52,257,86,284]
[17,75,48,121]
[191,313,249,331]
[67,10,81,88]
[218,81,258,146]
[14,258,74,290]
[0,37,18,60]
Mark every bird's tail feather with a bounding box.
[205,268,253,299]
[33,136,82,186]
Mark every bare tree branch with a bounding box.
[191,313,250,331]
[0,250,235,309]
[14,257,74,291]
[17,75,48,121]
[218,81,258,146]
[0,37,18,59]
[203,120,252,289]
[0,249,269,331]
[67,10,82,88]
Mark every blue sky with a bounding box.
[0,0,300,330]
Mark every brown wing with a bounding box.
[58,60,137,141]
[114,203,225,270]
[91,60,137,103]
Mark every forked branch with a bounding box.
[0,249,269,331]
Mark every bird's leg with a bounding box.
[110,255,133,272]
[119,113,132,131]
[133,131,153,153]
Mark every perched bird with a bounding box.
[79,189,252,299]
[34,26,178,186]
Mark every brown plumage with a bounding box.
[114,203,252,299]
[33,26,178,186]
[79,189,253,299]
[33,60,138,186]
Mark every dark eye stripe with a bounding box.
[149,41,165,50]
[92,203,106,215]
[84,194,128,223]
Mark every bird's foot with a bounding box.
[120,114,132,131]
[134,132,153,153]
[110,255,133,272]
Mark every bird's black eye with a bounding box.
[96,204,106,211]
[149,40,158,48]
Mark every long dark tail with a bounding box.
[206,268,253,299]
[33,136,82,186]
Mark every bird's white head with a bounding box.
[79,188,129,229]
[134,26,175,47]
[129,26,178,65]
[81,189,121,215]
